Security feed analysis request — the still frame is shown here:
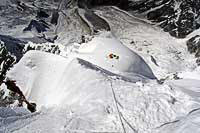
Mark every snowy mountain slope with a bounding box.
[0,0,77,44]
[4,49,199,133]
[2,33,200,133]
[78,0,200,38]
[7,35,156,107]
[1,0,200,133]
[75,34,156,79]
[94,6,196,78]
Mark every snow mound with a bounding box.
[6,50,197,133]
[75,34,156,79]
[7,49,154,107]
[7,34,157,108]
[7,51,72,107]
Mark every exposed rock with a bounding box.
[150,55,159,66]
[0,42,16,82]
[187,35,200,57]
[186,35,200,65]
[0,35,24,86]
[16,1,27,11]
[23,43,61,55]
[83,9,110,32]
[36,10,50,18]
[196,58,200,66]
[23,19,50,33]
[0,35,25,60]
[51,11,59,25]
[0,35,25,81]
[78,0,129,9]
[128,0,200,38]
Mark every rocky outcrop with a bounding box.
[36,10,50,18]
[78,0,129,9]
[23,43,61,55]
[187,35,200,65]
[81,9,110,32]
[187,35,200,57]
[51,11,59,25]
[0,35,25,83]
[23,19,50,33]
[0,42,16,82]
[128,0,200,38]
[0,35,25,60]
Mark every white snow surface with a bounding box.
[7,34,156,107]
[76,34,156,79]
[2,33,200,133]
[2,51,196,132]
[1,5,200,133]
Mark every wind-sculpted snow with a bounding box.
[76,34,156,79]
[155,78,200,133]
[1,1,200,132]
[7,35,157,107]
[4,49,199,132]
[157,109,200,133]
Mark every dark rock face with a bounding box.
[51,11,59,25]
[128,0,200,38]
[23,19,50,33]
[78,0,129,9]
[186,35,200,65]
[0,35,25,60]
[0,42,16,82]
[23,43,61,55]
[187,35,200,57]
[83,10,110,32]
[196,58,200,65]
[0,35,26,84]
[90,0,129,9]
[36,10,50,18]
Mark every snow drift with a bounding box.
[3,28,200,133]
[3,50,196,133]
[6,34,157,107]
[7,44,156,107]
[1,1,200,132]
[4,38,200,132]
[75,33,156,79]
